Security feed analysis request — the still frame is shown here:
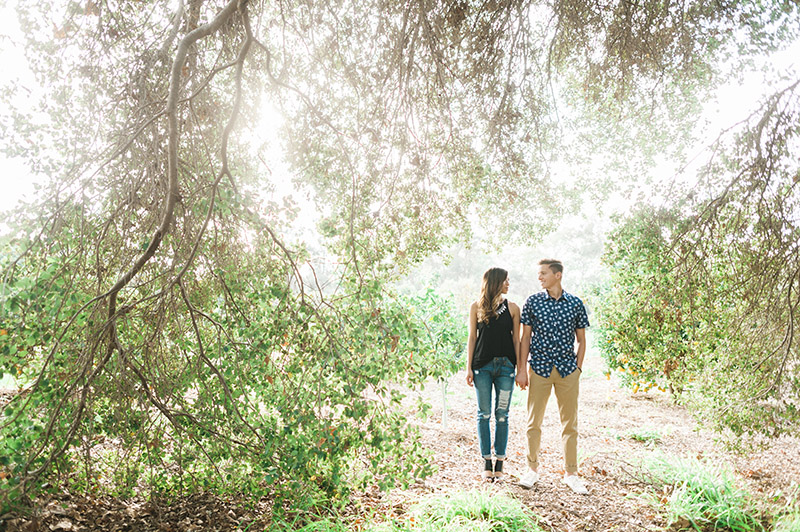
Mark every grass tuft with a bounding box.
[626,427,664,443]
[412,490,542,532]
[644,453,765,532]
[368,489,543,532]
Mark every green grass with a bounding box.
[292,490,543,532]
[604,425,669,444]
[294,521,350,532]
[406,490,543,532]
[644,453,765,531]
[626,426,667,443]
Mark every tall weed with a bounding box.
[644,453,764,531]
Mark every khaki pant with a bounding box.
[526,366,580,473]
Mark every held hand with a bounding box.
[515,371,528,390]
[466,369,474,387]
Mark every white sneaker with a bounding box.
[562,474,588,494]
[518,470,539,488]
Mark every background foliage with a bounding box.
[594,81,800,440]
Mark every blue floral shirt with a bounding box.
[521,290,590,378]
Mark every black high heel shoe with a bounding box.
[493,459,505,482]
[482,459,494,482]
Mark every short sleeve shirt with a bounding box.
[521,290,590,378]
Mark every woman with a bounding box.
[466,267,522,482]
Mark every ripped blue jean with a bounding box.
[473,357,516,460]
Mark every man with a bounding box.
[516,259,590,494]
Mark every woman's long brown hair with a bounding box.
[477,267,508,324]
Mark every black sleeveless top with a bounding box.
[472,300,516,369]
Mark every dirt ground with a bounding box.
[3,338,799,531]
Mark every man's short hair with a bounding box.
[538,258,563,274]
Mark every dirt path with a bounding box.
[381,337,800,531]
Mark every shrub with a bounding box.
[1,214,466,510]
[593,204,800,442]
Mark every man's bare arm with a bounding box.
[575,328,586,370]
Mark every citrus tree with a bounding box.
[595,81,800,441]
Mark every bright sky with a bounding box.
[0,2,38,214]
[1,5,799,219]
[601,39,800,215]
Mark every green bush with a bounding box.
[593,205,799,441]
[1,210,466,510]
[593,207,715,396]
[394,288,465,384]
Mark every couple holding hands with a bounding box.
[465,259,590,494]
